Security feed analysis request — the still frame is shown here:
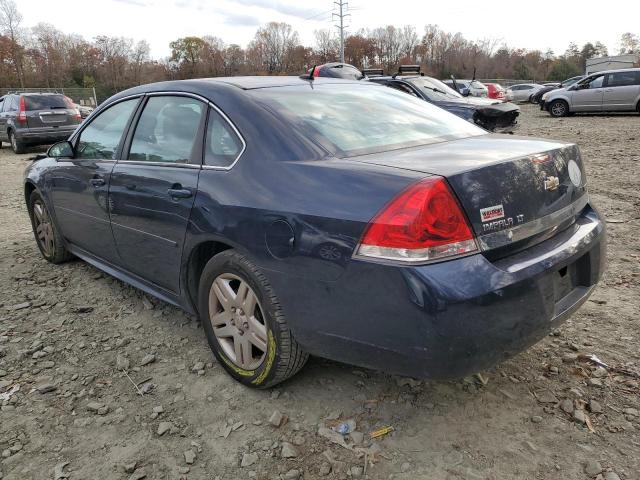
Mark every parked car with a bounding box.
[485,83,507,101]
[370,69,519,132]
[24,77,605,387]
[74,102,94,119]
[505,83,546,103]
[443,78,488,97]
[310,62,365,80]
[532,76,584,105]
[544,68,640,117]
[0,93,81,153]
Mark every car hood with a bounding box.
[439,96,503,107]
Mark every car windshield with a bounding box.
[406,77,462,101]
[24,95,68,110]
[253,84,484,157]
[562,77,582,87]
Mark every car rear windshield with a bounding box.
[24,95,69,111]
[253,84,485,157]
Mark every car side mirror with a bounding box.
[48,141,74,159]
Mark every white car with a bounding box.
[506,83,545,102]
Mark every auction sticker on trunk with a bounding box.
[480,204,505,222]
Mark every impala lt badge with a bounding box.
[544,175,560,191]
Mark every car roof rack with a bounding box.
[362,68,384,77]
[392,65,424,79]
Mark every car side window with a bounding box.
[129,96,205,164]
[76,98,139,160]
[388,82,419,98]
[606,71,639,87]
[588,76,604,89]
[205,107,243,168]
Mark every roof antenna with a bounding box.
[472,66,477,81]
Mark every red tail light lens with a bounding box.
[355,177,477,263]
[17,96,27,125]
[64,96,82,121]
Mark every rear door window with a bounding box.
[24,95,68,110]
[128,96,205,164]
[205,108,244,168]
[606,71,640,87]
[76,98,139,160]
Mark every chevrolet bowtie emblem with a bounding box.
[544,175,560,191]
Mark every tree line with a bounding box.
[1,0,639,101]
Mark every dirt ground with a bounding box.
[0,104,639,480]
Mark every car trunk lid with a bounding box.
[349,134,588,255]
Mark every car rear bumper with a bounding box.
[15,128,77,144]
[269,204,605,379]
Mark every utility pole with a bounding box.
[333,0,350,63]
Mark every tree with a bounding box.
[224,44,245,75]
[170,36,206,77]
[314,29,338,63]
[0,0,24,86]
[619,32,639,54]
[130,40,150,84]
[249,22,300,73]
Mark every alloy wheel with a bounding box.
[33,200,55,257]
[208,273,268,370]
[551,102,567,117]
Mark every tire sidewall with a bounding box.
[198,251,280,388]
[9,130,22,154]
[28,190,56,261]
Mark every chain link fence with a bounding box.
[0,87,97,106]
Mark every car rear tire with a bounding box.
[549,100,569,117]
[9,130,26,154]
[28,190,73,264]
[198,250,308,388]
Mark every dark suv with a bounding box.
[0,93,81,153]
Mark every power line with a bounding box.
[332,0,350,63]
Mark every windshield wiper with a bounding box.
[423,86,448,95]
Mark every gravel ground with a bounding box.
[0,104,639,480]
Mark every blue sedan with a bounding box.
[24,77,606,387]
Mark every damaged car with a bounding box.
[25,76,604,388]
[369,66,519,133]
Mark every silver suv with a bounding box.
[543,68,640,117]
[0,93,81,153]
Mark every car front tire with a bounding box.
[198,250,308,388]
[9,130,26,154]
[28,190,72,264]
[549,100,569,117]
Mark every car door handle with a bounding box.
[167,186,193,199]
[90,177,105,187]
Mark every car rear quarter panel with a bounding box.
[186,155,427,285]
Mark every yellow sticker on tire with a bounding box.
[219,331,276,383]
[252,332,276,385]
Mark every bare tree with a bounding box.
[130,40,150,85]
[314,29,338,63]
[0,0,24,86]
[249,22,300,73]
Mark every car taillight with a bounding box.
[64,96,82,121]
[355,177,477,263]
[17,96,27,125]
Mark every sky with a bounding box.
[19,0,640,59]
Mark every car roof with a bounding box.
[587,67,640,75]
[176,76,363,90]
